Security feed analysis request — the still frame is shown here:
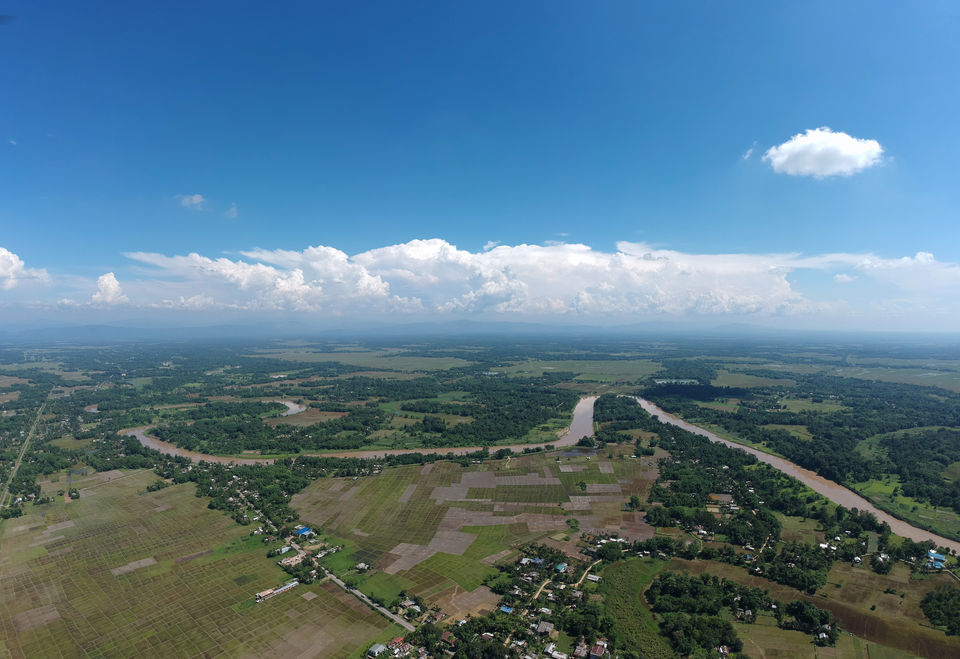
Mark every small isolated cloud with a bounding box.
[0,246,48,289]
[225,203,238,219]
[91,272,128,305]
[8,140,15,146]
[742,141,757,160]
[482,241,501,251]
[176,193,206,210]
[834,273,856,284]
[763,127,883,178]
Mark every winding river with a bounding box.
[121,393,959,552]
[122,396,597,464]
[633,396,960,554]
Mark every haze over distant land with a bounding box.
[2,3,959,331]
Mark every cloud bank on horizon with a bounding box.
[1,239,957,330]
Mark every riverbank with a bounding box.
[122,395,598,464]
[633,396,960,555]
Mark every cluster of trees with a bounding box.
[879,427,960,512]
[921,587,960,635]
[645,374,960,524]
[760,542,833,594]
[646,572,838,650]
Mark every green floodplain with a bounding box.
[2,334,960,658]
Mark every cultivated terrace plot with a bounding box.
[0,470,399,658]
[291,449,658,613]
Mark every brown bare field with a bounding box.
[0,375,30,386]
[110,556,158,575]
[0,391,20,404]
[266,408,347,427]
[432,584,500,619]
[12,605,61,633]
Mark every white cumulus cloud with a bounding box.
[176,193,206,210]
[91,272,129,305]
[0,247,49,290]
[763,127,883,178]
[4,239,956,329]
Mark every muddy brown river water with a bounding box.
[633,396,960,554]
[122,393,959,553]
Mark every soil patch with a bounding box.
[12,604,60,633]
[175,550,212,564]
[398,484,417,503]
[111,557,157,576]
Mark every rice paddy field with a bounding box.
[668,558,960,658]
[291,448,659,617]
[0,470,400,658]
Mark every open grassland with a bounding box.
[734,616,916,659]
[826,366,960,393]
[695,398,741,412]
[250,349,471,371]
[265,407,349,427]
[776,513,822,545]
[291,450,658,609]
[762,423,815,441]
[0,470,399,658]
[851,476,960,541]
[712,370,796,388]
[669,558,960,658]
[720,361,829,376]
[1,362,91,381]
[599,559,673,659]
[780,397,849,413]
[495,359,661,382]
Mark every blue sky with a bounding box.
[2,2,959,329]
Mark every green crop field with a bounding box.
[250,349,472,371]
[292,450,659,616]
[495,359,661,382]
[0,470,400,658]
[712,370,796,388]
[780,397,848,413]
